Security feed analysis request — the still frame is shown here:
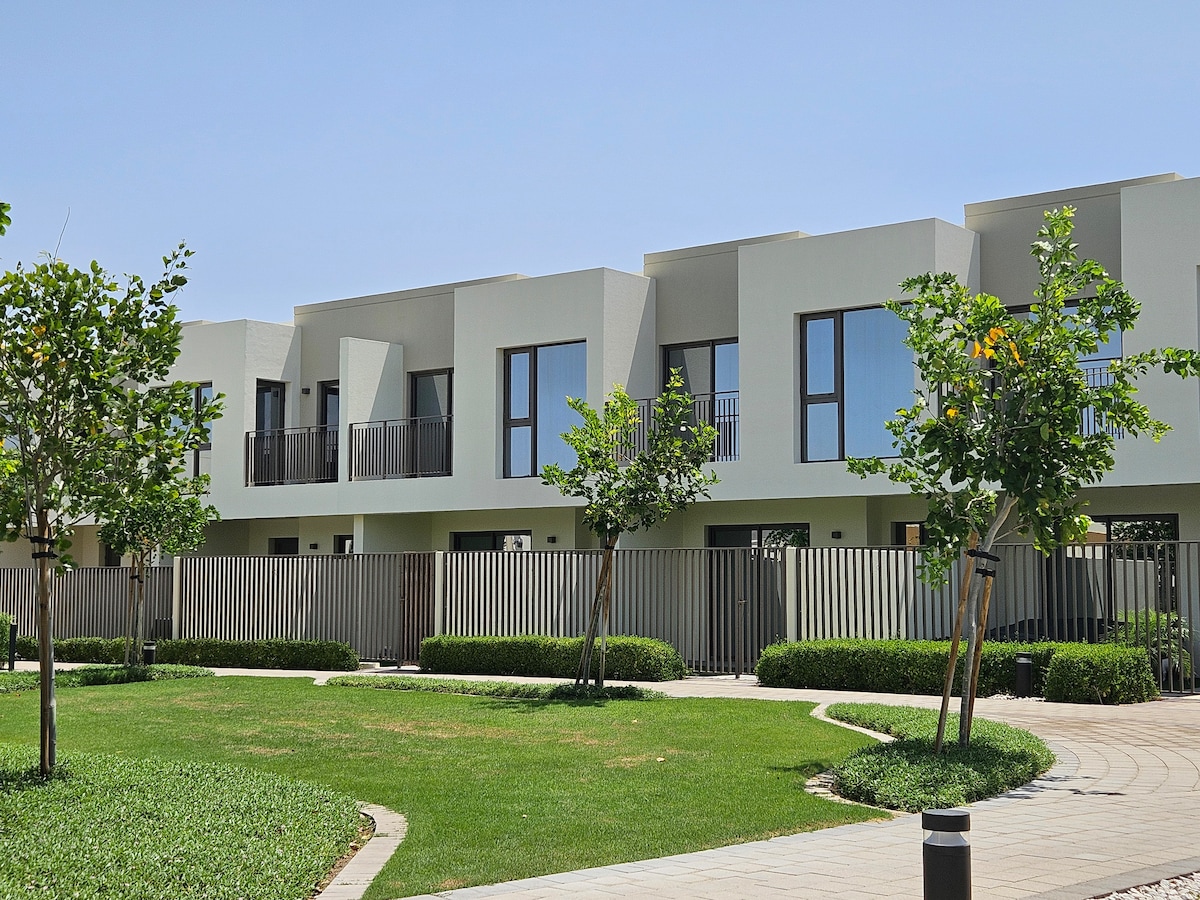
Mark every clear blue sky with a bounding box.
[2,1,1197,324]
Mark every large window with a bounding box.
[799,308,912,462]
[504,341,586,478]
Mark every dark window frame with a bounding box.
[410,368,453,418]
[255,379,286,431]
[502,341,585,479]
[268,536,299,555]
[333,534,354,554]
[452,530,533,551]
[798,311,845,462]
[661,338,738,392]
[192,381,214,477]
[318,380,340,428]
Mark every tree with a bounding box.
[848,207,1200,749]
[542,372,718,686]
[0,202,215,775]
[98,474,220,665]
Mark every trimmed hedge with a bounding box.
[420,635,687,682]
[1042,644,1158,704]
[15,636,359,671]
[756,639,1158,703]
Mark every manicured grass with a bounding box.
[826,703,1055,812]
[0,678,880,898]
[0,744,361,899]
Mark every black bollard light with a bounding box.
[142,641,156,666]
[1014,651,1033,698]
[7,621,15,671]
[923,808,971,900]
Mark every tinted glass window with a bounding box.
[536,341,587,470]
[843,307,912,458]
[804,318,835,395]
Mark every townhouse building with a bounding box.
[11,173,1200,565]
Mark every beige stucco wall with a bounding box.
[964,174,1181,306]
[730,217,978,501]
[646,232,801,354]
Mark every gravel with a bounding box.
[1092,872,1200,899]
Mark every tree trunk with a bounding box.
[124,558,136,666]
[935,533,978,755]
[575,535,618,686]
[134,552,147,664]
[956,497,1015,748]
[35,509,56,777]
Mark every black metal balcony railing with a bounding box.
[349,416,452,480]
[245,426,338,486]
[1081,363,1123,438]
[630,391,739,462]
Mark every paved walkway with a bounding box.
[16,663,1199,898]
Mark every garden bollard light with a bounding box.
[923,808,970,900]
[1014,651,1033,698]
[142,641,156,666]
[7,621,15,671]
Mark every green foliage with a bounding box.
[21,636,126,664]
[327,674,664,701]
[0,672,39,695]
[155,638,360,671]
[98,477,219,561]
[1,665,213,693]
[847,207,1200,583]
[541,371,719,542]
[1042,643,1159,703]
[70,664,214,686]
[827,703,1054,812]
[1108,610,1193,682]
[0,238,220,558]
[755,639,1138,701]
[15,635,359,670]
[0,744,361,900]
[420,634,687,681]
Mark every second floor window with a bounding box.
[256,380,286,432]
[504,341,586,478]
[799,308,913,462]
[319,381,339,428]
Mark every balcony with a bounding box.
[245,426,338,486]
[631,391,739,462]
[350,416,452,480]
[1081,363,1123,438]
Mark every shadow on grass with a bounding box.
[766,761,833,780]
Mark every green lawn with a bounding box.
[0,677,881,899]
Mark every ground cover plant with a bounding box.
[0,677,880,898]
[826,703,1054,812]
[0,664,212,694]
[328,674,662,701]
[0,743,361,899]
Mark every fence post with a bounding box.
[433,551,445,636]
[171,556,183,640]
[785,546,799,642]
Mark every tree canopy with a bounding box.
[848,207,1200,746]
[0,201,217,773]
[542,371,718,684]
